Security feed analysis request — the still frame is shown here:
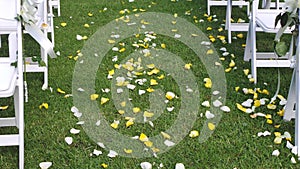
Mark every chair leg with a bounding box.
[57,0,61,16]
[226,0,232,44]
[14,84,24,169]
[284,69,296,121]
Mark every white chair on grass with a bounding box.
[207,0,249,16]
[0,0,24,168]
[48,0,61,17]
[283,17,300,156]
[243,0,294,83]
[225,0,284,44]
[24,0,54,88]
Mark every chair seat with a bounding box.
[0,61,17,96]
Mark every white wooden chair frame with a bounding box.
[225,0,285,44]
[0,0,24,168]
[283,12,300,157]
[24,0,52,88]
[207,0,249,16]
[243,0,294,83]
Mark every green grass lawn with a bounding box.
[0,0,299,168]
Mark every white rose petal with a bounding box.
[140,162,152,169]
[164,140,175,147]
[272,149,280,156]
[107,150,118,158]
[65,137,73,145]
[286,141,294,149]
[220,47,227,52]
[242,99,253,107]
[174,34,181,38]
[291,156,297,164]
[70,128,80,134]
[112,47,119,51]
[127,84,136,90]
[201,101,210,107]
[76,34,83,40]
[76,121,84,125]
[77,88,85,92]
[220,106,230,112]
[95,120,101,126]
[175,163,185,169]
[39,162,52,169]
[97,142,106,148]
[292,146,298,155]
[167,107,175,112]
[212,90,220,95]
[139,90,146,95]
[93,149,102,156]
[213,100,222,107]
[205,110,215,119]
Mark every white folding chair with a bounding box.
[207,0,249,16]
[243,0,294,83]
[225,0,285,44]
[48,0,61,17]
[283,17,300,156]
[24,0,52,88]
[0,0,24,168]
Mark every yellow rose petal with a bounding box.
[184,63,192,70]
[237,33,244,39]
[204,78,212,88]
[274,132,281,137]
[157,74,165,80]
[266,119,273,124]
[146,64,155,69]
[254,100,261,107]
[100,97,109,105]
[166,91,175,100]
[60,22,67,27]
[108,39,116,44]
[267,104,276,110]
[39,103,49,110]
[274,137,282,144]
[0,105,9,110]
[208,123,215,131]
[161,132,171,139]
[110,120,119,129]
[108,69,115,76]
[126,119,134,127]
[101,163,108,168]
[265,114,272,119]
[124,149,133,154]
[57,88,66,94]
[139,133,149,142]
[144,141,153,147]
[90,94,99,101]
[119,48,126,53]
[133,107,141,113]
[118,110,125,115]
[229,60,235,67]
[150,79,158,86]
[84,23,90,28]
[146,88,155,93]
[161,43,166,49]
[206,27,212,31]
[189,130,199,138]
[277,109,284,116]
[144,111,154,118]
[120,101,126,107]
[206,49,214,55]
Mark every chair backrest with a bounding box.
[0,0,19,33]
[252,0,291,32]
